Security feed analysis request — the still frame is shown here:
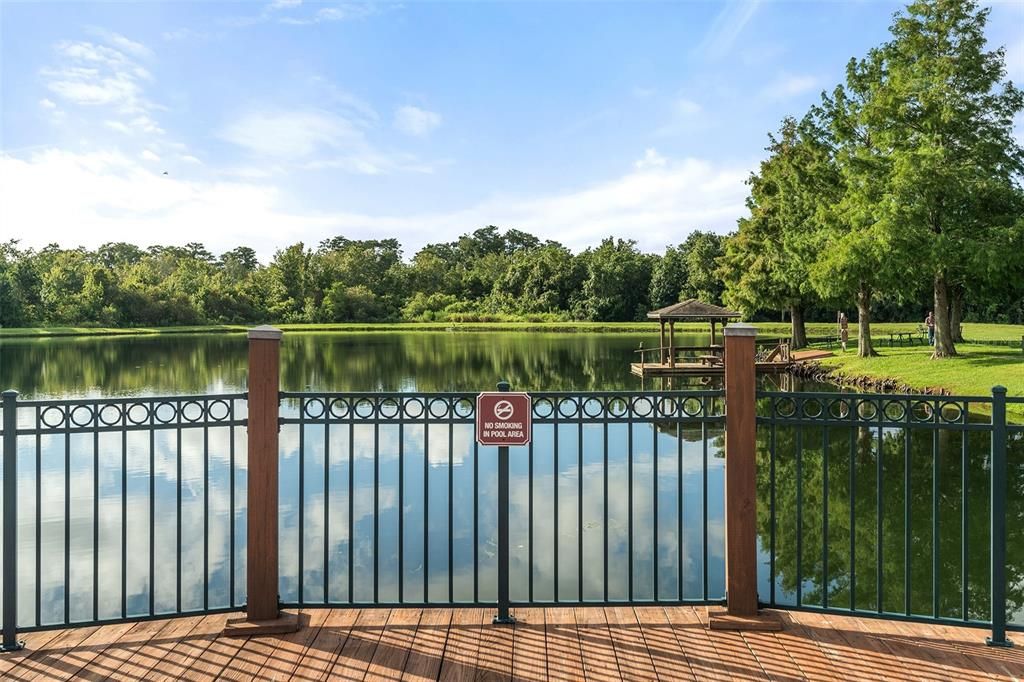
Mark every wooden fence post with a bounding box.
[224,325,299,636]
[709,322,781,630]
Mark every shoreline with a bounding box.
[788,360,952,396]
[2,320,1022,342]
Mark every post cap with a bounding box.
[723,322,757,337]
[248,325,283,341]
[993,385,1007,394]
[497,380,510,391]
[2,389,17,398]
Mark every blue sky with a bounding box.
[1,0,1021,261]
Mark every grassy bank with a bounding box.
[2,320,1022,342]
[812,342,1023,400]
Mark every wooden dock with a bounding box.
[631,361,795,377]
[1,606,1020,681]
[630,349,834,378]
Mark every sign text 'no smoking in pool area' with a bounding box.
[476,392,532,446]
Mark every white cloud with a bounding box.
[673,98,701,116]
[41,32,162,138]
[87,28,153,59]
[139,149,161,162]
[2,146,750,260]
[761,73,818,100]
[221,109,363,158]
[221,108,433,175]
[634,148,667,169]
[39,98,57,110]
[656,97,705,136]
[0,149,336,259]
[179,154,203,164]
[269,0,302,8]
[697,0,762,60]
[393,106,442,137]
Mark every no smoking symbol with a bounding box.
[493,400,515,420]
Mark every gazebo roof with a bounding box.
[646,299,741,320]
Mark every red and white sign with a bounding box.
[476,392,532,446]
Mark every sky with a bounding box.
[1,0,1022,262]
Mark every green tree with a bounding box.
[679,231,726,304]
[648,244,688,310]
[573,238,653,321]
[720,117,833,349]
[842,0,1023,357]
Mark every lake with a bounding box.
[0,332,1019,627]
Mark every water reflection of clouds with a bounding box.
[13,426,241,626]
[9,415,724,626]
[276,421,725,605]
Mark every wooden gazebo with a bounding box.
[647,299,741,366]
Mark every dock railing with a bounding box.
[1,324,1019,651]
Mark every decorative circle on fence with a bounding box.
[208,399,231,422]
[379,398,401,420]
[329,398,351,419]
[182,401,205,423]
[453,398,474,419]
[70,404,95,428]
[939,402,962,424]
[401,397,422,419]
[355,398,375,419]
[582,397,604,419]
[801,398,823,419]
[681,397,703,417]
[911,401,933,423]
[656,397,677,418]
[98,404,123,427]
[607,397,629,418]
[303,398,326,420]
[127,403,151,425]
[828,398,850,420]
[533,397,555,419]
[154,401,178,424]
[41,406,66,429]
[775,397,797,419]
[883,400,906,422]
[427,398,450,419]
[856,400,878,421]
[557,397,579,418]
[632,396,654,418]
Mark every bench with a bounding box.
[888,330,928,346]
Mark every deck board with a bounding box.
[541,607,585,682]
[0,606,1016,681]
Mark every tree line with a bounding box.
[1,1,1021,360]
[0,229,729,328]
[721,0,1024,358]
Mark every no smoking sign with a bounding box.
[476,392,532,446]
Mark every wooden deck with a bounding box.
[1,606,1021,681]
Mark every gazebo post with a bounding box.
[711,320,717,346]
[659,319,666,364]
[669,320,676,368]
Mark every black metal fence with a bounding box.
[1,384,1020,650]
[757,388,1022,645]
[0,391,247,649]
[276,389,727,610]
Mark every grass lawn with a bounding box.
[815,342,1023,404]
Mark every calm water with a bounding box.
[0,332,1019,626]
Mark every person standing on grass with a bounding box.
[839,312,849,352]
[925,311,935,345]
